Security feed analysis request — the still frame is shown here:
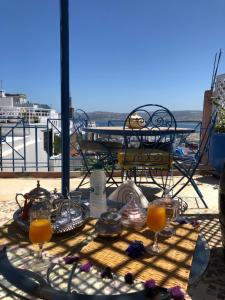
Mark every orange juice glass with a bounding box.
[29,207,53,271]
[147,205,166,232]
[29,219,52,244]
[146,200,166,254]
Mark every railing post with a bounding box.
[12,127,15,172]
[47,120,50,171]
[22,119,26,171]
[60,0,70,196]
[0,127,2,171]
[35,126,38,171]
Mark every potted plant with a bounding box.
[209,97,225,173]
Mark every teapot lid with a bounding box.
[100,211,121,224]
[130,112,141,118]
[28,180,51,199]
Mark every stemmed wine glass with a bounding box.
[29,206,53,271]
[146,200,166,255]
[159,196,177,237]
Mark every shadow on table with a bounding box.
[0,219,96,258]
[0,209,222,299]
[80,222,198,291]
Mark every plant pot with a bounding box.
[219,164,225,255]
[209,132,225,174]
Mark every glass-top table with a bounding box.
[83,126,195,136]
[0,215,210,300]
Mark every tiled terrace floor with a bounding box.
[0,174,223,299]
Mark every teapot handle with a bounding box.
[15,193,26,210]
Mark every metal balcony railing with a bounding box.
[0,117,84,172]
[0,117,202,173]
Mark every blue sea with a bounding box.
[95,120,201,132]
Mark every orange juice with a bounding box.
[147,205,166,232]
[29,219,53,244]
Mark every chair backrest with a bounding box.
[175,120,202,150]
[123,104,177,145]
[73,109,90,134]
[196,110,217,163]
[174,111,217,175]
[171,111,218,203]
[120,104,177,170]
[70,109,91,157]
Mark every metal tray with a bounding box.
[13,204,90,235]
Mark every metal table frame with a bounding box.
[0,231,209,300]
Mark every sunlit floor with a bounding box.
[0,174,219,226]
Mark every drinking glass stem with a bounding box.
[165,220,170,230]
[36,243,44,261]
[152,232,159,252]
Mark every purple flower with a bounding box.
[126,241,146,258]
[190,219,199,228]
[101,267,113,279]
[168,286,185,300]
[63,255,79,264]
[144,279,157,297]
[176,216,188,225]
[124,273,133,285]
[79,261,93,272]
[144,279,156,289]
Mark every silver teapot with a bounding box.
[15,180,52,221]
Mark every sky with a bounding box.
[1,0,225,113]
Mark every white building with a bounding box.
[0,90,60,128]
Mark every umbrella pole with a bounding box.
[60,0,70,196]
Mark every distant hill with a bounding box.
[172,111,202,121]
[87,110,202,122]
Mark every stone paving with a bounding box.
[0,174,223,299]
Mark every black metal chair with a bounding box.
[72,110,119,190]
[118,104,177,195]
[170,111,217,208]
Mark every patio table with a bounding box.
[81,126,197,190]
[83,126,195,137]
[0,216,209,300]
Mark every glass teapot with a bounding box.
[120,192,146,229]
[15,180,52,221]
[126,112,146,129]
